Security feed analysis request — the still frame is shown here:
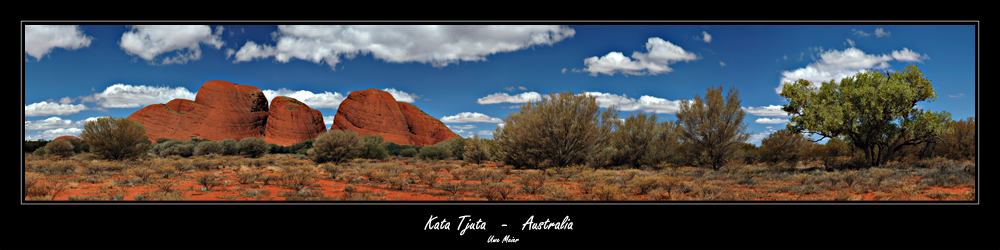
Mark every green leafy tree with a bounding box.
[935,117,975,161]
[493,91,619,169]
[676,86,750,170]
[642,121,683,166]
[780,65,953,167]
[418,145,452,160]
[79,117,152,161]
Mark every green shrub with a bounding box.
[79,117,151,161]
[308,130,363,163]
[463,135,490,164]
[220,138,239,156]
[238,137,269,158]
[194,141,223,156]
[493,91,618,169]
[45,140,75,158]
[358,134,389,160]
[400,148,418,158]
[418,145,452,160]
[438,137,469,161]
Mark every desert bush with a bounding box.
[399,148,419,158]
[592,183,623,201]
[437,137,469,161]
[309,130,364,163]
[33,146,48,156]
[195,172,223,191]
[80,117,151,161]
[219,138,239,156]
[358,134,389,160]
[45,140,75,158]
[194,141,223,156]
[237,137,269,158]
[463,135,490,165]
[493,91,618,170]
[153,179,178,192]
[603,113,660,169]
[235,169,264,185]
[759,129,808,165]
[127,166,156,182]
[279,166,322,192]
[934,117,975,161]
[676,86,750,170]
[24,139,49,154]
[418,145,452,160]
[24,172,45,192]
[436,182,464,195]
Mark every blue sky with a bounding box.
[23,24,977,145]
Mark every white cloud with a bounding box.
[755,118,789,124]
[561,68,567,74]
[583,37,698,76]
[119,25,225,65]
[891,47,929,62]
[719,61,726,67]
[852,28,870,37]
[24,116,108,141]
[874,28,891,38]
[581,92,682,114]
[381,88,419,103]
[233,25,575,69]
[743,105,789,117]
[448,125,479,130]
[24,101,88,116]
[40,127,83,136]
[701,31,712,43]
[476,130,494,136]
[441,112,504,123]
[477,92,543,104]
[80,83,196,108]
[24,25,93,60]
[262,88,346,108]
[776,47,928,94]
[24,117,72,130]
[845,38,855,47]
[324,116,336,125]
[948,93,964,98]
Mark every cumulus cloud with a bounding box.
[381,88,420,103]
[701,31,712,43]
[119,25,225,65]
[776,47,928,94]
[891,47,930,62]
[233,25,575,69]
[448,125,479,130]
[441,112,504,123]
[24,116,107,140]
[477,92,543,104]
[755,118,789,124]
[749,128,778,145]
[24,25,93,60]
[743,105,789,117]
[24,101,88,116]
[324,116,336,125]
[581,92,682,114]
[262,88,347,108]
[583,37,698,76]
[80,83,196,108]
[874,28,891,38]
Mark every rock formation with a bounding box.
[53,135,82,142]
[330,88,459,146]
[263,96,327,146]
[127,80,315,146]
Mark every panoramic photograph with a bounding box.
[22,24,976,202]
